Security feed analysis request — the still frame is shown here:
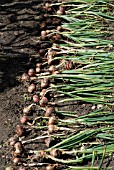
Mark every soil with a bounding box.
[0,0,114,170]
[0,0,46,169]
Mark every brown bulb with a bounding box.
[45,3,50,8]
[20,116,28,124]
[57,10,63,15]
[41,78,49,89]
[28,68,35,77]
[34,150,46,160]
[39,150,45,157]
[36,67,41,73]
[46,164,55,170]
[51,35,59,43]
[46,30,50,34]
[49,65,55,73]
[21,73,29,81]
[14,142,23,156]
[23,107,30,114]
[16,125,24,137]
[41,30,47,37]
[12,157,20,165]
[14,142,22,150]
[50,148,61,158]
[43,14,49,18]
[57,26,62,31]
[28,83,36,93]
[48,125,57,133]
[45,107,55,117]
[42,77,49,84]
[36,63,41,72]
[23,104,33,114]
[48,117,56,125]
[39,97,48,107]
[59,5,65,12]
[40,89,47,97]
[8,136,18,146]
[36,63,41,68]
[33,94,39,103]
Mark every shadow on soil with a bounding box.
[0,0,44,92]
[0,55,29,92]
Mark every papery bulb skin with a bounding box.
[39,97,48,107]
[28,69,35,77]
[33,94,39,103]
[28,84,36,93]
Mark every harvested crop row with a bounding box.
[8,0,114,169]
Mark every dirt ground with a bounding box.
[0,0,46,169]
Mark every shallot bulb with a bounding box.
[59,5,65,12]
[45,107,55,117]
[16,125,24,137]
[36,67,41,73]
[20,116,28,124]
[21,73,29,81]
[36,63,41,68]
[14,141,22,150]
[57,26,62,31]
[33,94,39,103]
[28,68,35,77]
[41,78,49,88]
[39,97,48,107]
[57,5,65,15]
[36,63,41,73]
[57,10,63,15]
[34,150,46,159]
[23,104,34,114]
[50,148,61,158]
[12,157,20,165]
[48,125,57,133]
[48,117,56,125]
[8,136,18,146]
[14,142,23,156]
[40,89,47,97]
[5,167,14,170]
[45,3,50,9]
[46,30,50,34]
[28,83,36,93]
[49,65,55,73]
[47,53,54,65]
[41,30,47,37]
[46,164,55,170]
